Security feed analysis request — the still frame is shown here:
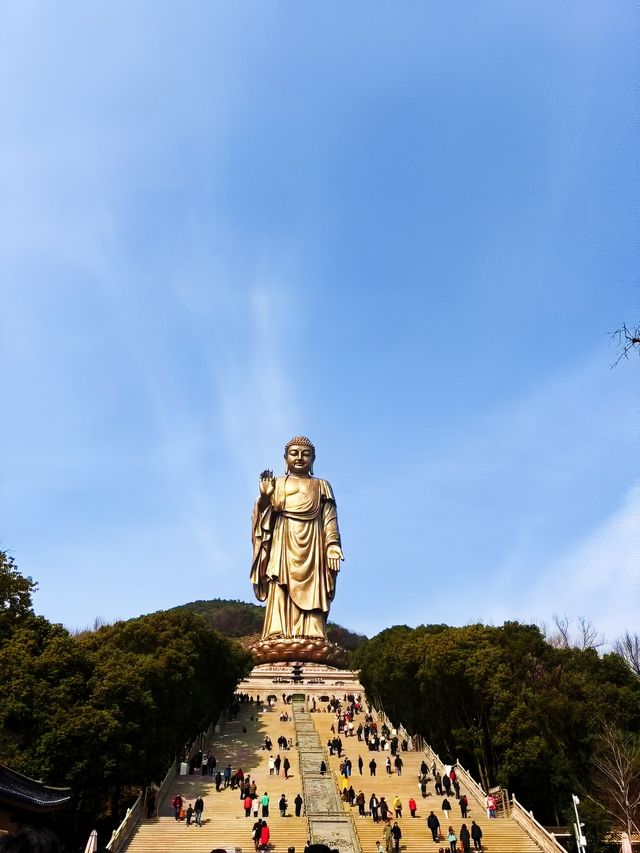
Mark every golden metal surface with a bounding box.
[246,636,350,668]
[250,437,344,642]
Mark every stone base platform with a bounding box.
[247,635,350,668]
[238,661,363,698]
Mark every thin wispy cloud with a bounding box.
[333,349,638,635]
[1,2,637,634]
[507,485,640,644]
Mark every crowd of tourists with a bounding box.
[168,690,495,852]
[168,692,307,851]
[323,695,488,853]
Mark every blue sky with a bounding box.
[1,1,638,644]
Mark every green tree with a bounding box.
[0,572,253,845]
[78,610,252,816]
[356,622,640,824]
[0,551,37,639]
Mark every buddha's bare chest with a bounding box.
[284,480,311,498]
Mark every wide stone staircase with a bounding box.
[121,665,565,853]
[124,700,309,852]
[311,704,548,853]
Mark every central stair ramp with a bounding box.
[292,698,361,853]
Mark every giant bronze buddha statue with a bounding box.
[249,436,348,666]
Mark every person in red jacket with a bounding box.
[408,797,417,817]
[171,793,183,821]
[260,820,270,850]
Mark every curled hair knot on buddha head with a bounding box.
[285,435,315,454]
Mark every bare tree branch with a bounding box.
[544,614,604,650]
[614,632,640,678]
[576,615,605,651]
[610,323,640,368]
[547,613,571,649]
[588,724,640,837]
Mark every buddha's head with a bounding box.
[284,435,315,476]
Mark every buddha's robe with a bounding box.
[250,475,341,639]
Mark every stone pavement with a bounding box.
[292,699,359,853]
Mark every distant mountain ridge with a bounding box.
[168,598,368,651]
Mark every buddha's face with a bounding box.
[285,444,315,476]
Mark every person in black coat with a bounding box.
[427,810,440,842]
[379,797,389,822]
[434,771,443,795]
[459,794,469,818]
[194,795,204,826]
[460,822,471,852]
[252,818,263,851]
[442,797,452,823]
[369,793,380,822]
[471,820,483,850]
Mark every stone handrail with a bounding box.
[154,756,179,815]
[375,706,393,732]
[451,760,490,807]
[511,794,568,853]
[106,710,224,851]
[107,753,180,851]
[106,792,142,853]
[373,707,422,753]
[396,723,414,750]
[370,700,568,853]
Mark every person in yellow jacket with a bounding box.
[340,775,349,798]
[392,795,402,818]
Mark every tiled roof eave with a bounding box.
[0,765,72,812]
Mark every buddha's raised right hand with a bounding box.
[259,469,275,498]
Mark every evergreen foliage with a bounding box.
[167,598,265,636]
[0,552,252,845]
[0,550,38,639]
[355,622,640,826]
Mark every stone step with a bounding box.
[311,699,542,853]
[123,698,309,853]
[126,814,308,852]
[122,669,548,853]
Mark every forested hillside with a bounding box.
[0,552,252,848]
[168,597,368,650]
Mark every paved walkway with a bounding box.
[292,699,360,853]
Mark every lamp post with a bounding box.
[572,794,587,853]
